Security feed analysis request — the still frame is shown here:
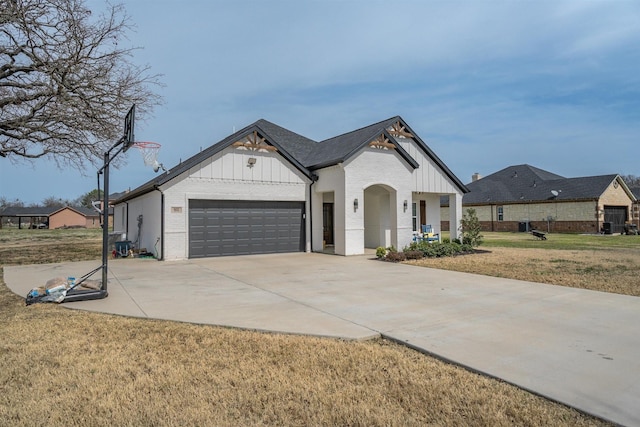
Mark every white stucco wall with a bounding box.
[344,147,413,254]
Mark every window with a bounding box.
[412,202,417,232]
[497,206,504,221]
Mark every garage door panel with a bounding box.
[189,200,304,258]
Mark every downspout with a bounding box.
[309,173,319,253]
[156,187,164,261]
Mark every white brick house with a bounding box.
[114,117,467,260]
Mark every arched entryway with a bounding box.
[363,184,396,249]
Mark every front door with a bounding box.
[323,203,334,245]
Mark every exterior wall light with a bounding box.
[403,200,408,212]
[354,198,359,211]
[247,157,257,168]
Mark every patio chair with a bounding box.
[421,224,440,243]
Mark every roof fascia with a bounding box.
[614,175,637,201]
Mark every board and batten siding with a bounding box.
[160,146,309,260]
[394,137,461,194]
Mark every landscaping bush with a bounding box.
[403,250,424,260]
[403,240,475,258]
[376,246,387,259]
[385,251,407,262]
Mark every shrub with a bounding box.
[403,250,424,260]
[403,240,476,258]
[459,208,483,247]
[385,251,406,262]
[375,246,387,259]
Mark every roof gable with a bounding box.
[305,117,400,168]
[116,120,316,203]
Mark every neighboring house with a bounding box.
[0,205,108,229]
[114,116,468,260]
[441,164,636,234]
[48,206,102,229]
[631,187,640,228]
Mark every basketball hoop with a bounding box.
[131,141,166,172]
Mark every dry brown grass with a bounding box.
[0,230,613,425]
[406,247,640,297]
[0,228,101,265]
[0,273,606,426]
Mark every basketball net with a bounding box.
[131,142,161,167]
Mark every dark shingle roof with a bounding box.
[305,117,400,168]
[0,206,101,217]
[0,206,58,216]
[463,164,623,204]
[254,119,318,163]
[115,116,468,204]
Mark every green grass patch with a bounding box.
[479,232,640,251]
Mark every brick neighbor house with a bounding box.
[441,164,636,234]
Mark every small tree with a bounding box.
[41,196,67,207]
[77,188,103,209]
[459,208,483,247]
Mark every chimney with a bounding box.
[472,172,482,182]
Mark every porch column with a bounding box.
[449,193,463,240]
[423,193,442,235]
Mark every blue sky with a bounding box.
[1,0,639,205]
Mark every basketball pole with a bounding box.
[100,139,127,293]
[63,105,135,303]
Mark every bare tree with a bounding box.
[0,0,162,167]
[621,174,640,188]
[41,195,70,207]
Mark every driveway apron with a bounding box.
[5,253,640,426]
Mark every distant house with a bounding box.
[441,164,637,234]
[0,205,111,229]
[631,187,640,228]
[48,206,101,229]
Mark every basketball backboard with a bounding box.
[122,104,135,152]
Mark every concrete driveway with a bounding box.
[5,253,640,426]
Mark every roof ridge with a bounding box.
[319,116,400,142]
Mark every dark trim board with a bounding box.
[188,200,305,258]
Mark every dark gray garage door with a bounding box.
[604,206,627,234]
[189,200,305,258]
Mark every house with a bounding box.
[113,116,468,260]
[631,187,640,228]
[441,164,636,234]
[0,205,104,229]
[48,206,102,229]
